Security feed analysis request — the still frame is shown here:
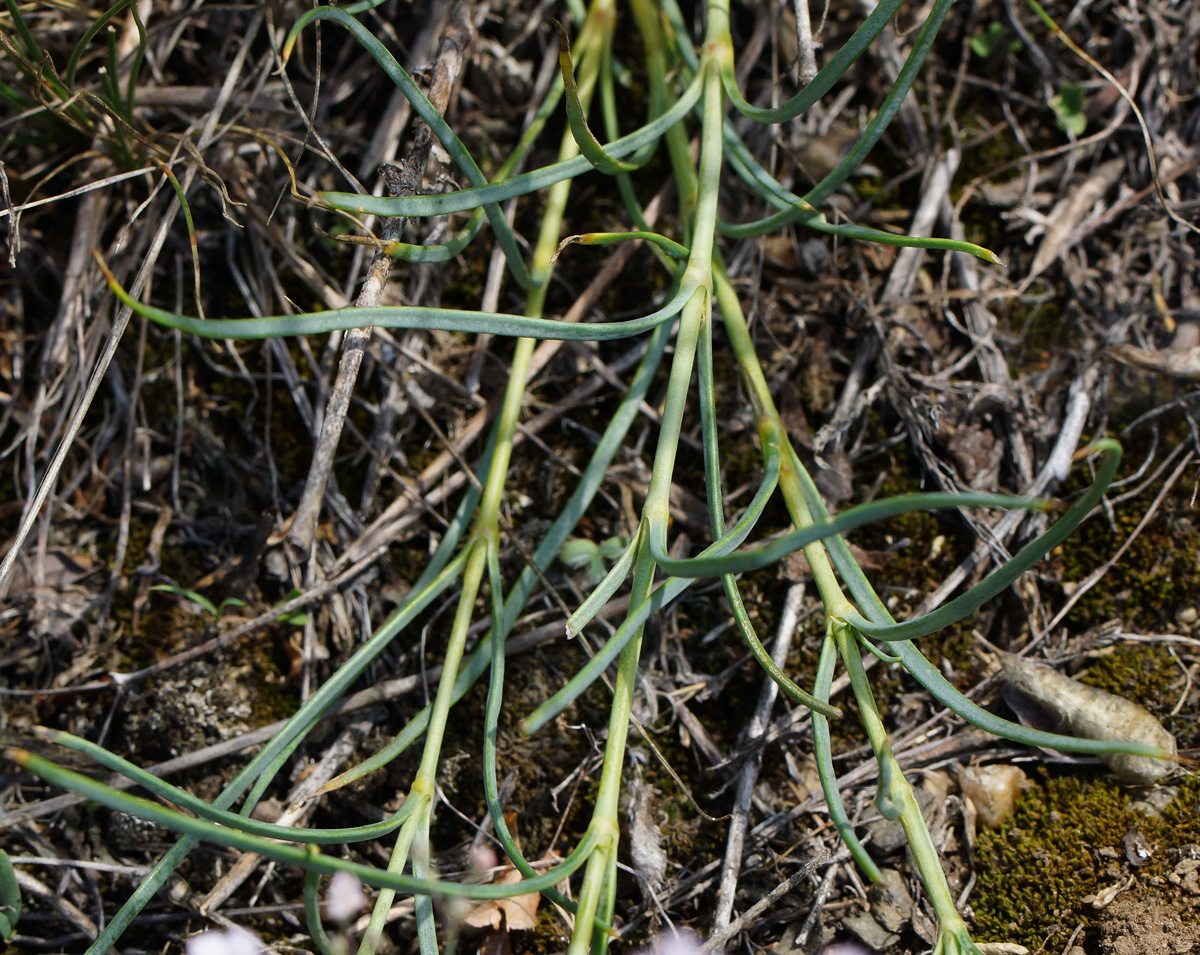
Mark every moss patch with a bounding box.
[1057,481,1200,633]
[972,772,1200,950]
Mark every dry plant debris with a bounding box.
[1,0,1199,953]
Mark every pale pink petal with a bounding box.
[325,870,368,921]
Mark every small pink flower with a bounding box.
[644,930,702,955]
[469,845,499,876]
[324,870,368,921]
[817,941,877,955]
[186,926,263,955]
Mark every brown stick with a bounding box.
[287,0,475,555]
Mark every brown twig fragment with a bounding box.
[287,0,475,556]
[791,0,819,85]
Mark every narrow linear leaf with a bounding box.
[96,251,686,343]
[43,730,419,844]
[811,634,881,881]
[844,441,1122,642]
[553,20,640,174]
[8,748,602,901]
[282,6,538,287]
[555,231,690,263]
[717,0,905,124]
[652,490,1041,578]
[317,71,704,218]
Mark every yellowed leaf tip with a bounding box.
[6,748,31,767]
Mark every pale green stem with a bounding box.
[713,259,978,940]
[568,27,729,955]
[832,621,971,935]
[359,539,489,953]
[567,538,657,955]
[360,797,435,952]
[644,55,723,549]
[711,262,852,615]
[358,5,613,948]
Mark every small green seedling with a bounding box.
[969,22,1004,58]
[276,589,312,627]
[559,536,630,584]
[149,584,245,621]
[1051,83,1087,135]
[969,22,1023,59]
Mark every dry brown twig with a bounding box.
[711,581,805,930]
[288,0,476,558]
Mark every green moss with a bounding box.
[1057,481,1200,633]
[1079,645,1179,716]
[972,773,1200,949]
[973,772,1128,946]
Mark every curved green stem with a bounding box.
[41,730,419,844]
[831,621,967,930]
[318,71,705,219]
[811,630,880,880]
[97,251,692,342]
[650,490,1041,578]
[10,748,605,899]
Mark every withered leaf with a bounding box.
[463,864,542,931]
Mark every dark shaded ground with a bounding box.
[1,0,1199,953]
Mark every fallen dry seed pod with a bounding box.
[998,651,1176,784]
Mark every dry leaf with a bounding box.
[464,818,545,932]
[999,652,1176,784]
[463,865,541,931]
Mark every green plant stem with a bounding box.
[711,252,979,943]
[567,540,657,955]
[360,215,540,954]
[11,747,606,897]
[832,621,975,946]
[371,6,615,946]
[811,630,880,880]
[643,59,723,552]
[568,19,733,955]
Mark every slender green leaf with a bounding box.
[718,0,904,123]
[9,748,604,900]
[317,71,705,218]
[98,251,690,342]
[43,730,419,843]
[811,633,880,881]
[651,491,1041,578]
[844,441,1121,641]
